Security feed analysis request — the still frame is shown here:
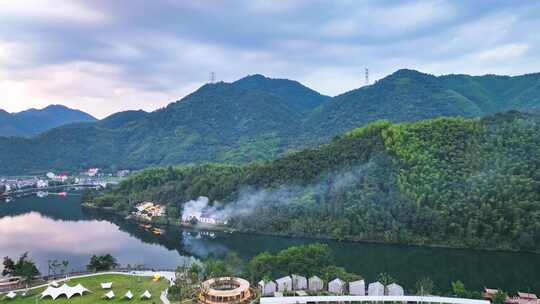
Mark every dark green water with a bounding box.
[1,194,539,294]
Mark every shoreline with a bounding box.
[81,202,540,255]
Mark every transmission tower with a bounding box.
[365,68,369,85]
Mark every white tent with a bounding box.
[50,280,60,287]
[101,282,113,289]
[328,278,346,295]
[6,291,17,299]
[349,280,365,296]
[41,283,90,300]
[292,274,308,290]
[124,290,134,299]
[276,276,293,292]
[259,280,277,296]
[387,283,404,296]
[308,276,324,292]
[141,290,152,299]
[104,290,115,299]
[368,282,385,296]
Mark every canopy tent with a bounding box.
[292,274,308,290]
[309,276,324,292]
[141,290,152,299]
[387,283,404,296]
[276,276,293,292]
[259,280,277,296]
[6,291,17,299]
[41,283,90,300]
[349,280,366,296]
[104,290,115,299]
[368,282,385,296]
[328,278,345,295]
[124,290,134,299]
[50,280,60,287]
[101,282,113,289]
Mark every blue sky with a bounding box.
[1,0,539,118]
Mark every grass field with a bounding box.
[0,274,169,303]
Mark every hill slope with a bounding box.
[2,69,540,175]
[0,75,329,174]
[90,111,540,251]
[0,105,97,137]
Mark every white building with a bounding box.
[368,282,385,296]
[259,280,277,296]
[349,280,365,296]
[328,278,346,295]
[292,274,307,290]
[276,276,293,292]
[308,276,324,292]
[37,180,49,188]
[386,283,404,296]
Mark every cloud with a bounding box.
[0,0,539,117]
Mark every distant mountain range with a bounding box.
[0,105,96,137]
[1,69,540,175]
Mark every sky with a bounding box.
[1,0,539,119]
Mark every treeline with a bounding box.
[89,111,540,251]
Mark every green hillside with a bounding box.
[2,69,540,175]
[89,111,540,252]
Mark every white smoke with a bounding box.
[181,162,375,224]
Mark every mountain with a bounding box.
[0,75,330,174]
[89,111,540,251]
[0,104,97,137]
[2,69,540,175]
[302,69,540,143]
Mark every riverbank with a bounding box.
[82,201,540,255]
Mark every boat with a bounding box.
[5,197,13,203]
[57,192,67,197]
[152,228,164,235]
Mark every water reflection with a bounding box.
[0,195,539,294]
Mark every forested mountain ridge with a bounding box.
[89,111,540,252]
[0,75,329,174]
[0,104,96,137]
[2,69,540,175]
[302,69,540,143]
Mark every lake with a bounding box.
[1,194,539,294]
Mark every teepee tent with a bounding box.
[292,274,308,290]
[308,276,324,292]
[387,283,404,296]
[50,280,60,287]
[141,290,152,299]
[259,280,277,296]
[349,280,365,296]
[6,291,17,299]
[104,290,115,299]
[328,278,345,294]
[124,290,134,299]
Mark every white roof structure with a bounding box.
[101,282,113,289]
[387,283,404,296]
[6,291,17,299]
[104,290,115,299]
[349,280,366,296]
[41,283,90,300]
[124,290,134,299]
[260,295,490,304]
[368,282,385,296]
[50,280,60,287]
[259,280,277,296]
[276,276,292,292]
[328,278,346,294]
[292,274,308,290]
[141,290,152,299]
[308,276,324,292]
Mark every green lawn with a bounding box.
[1,274,169,304]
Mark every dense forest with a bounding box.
[2,69,540,175]
[88,111,540,252]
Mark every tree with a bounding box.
[203,259,228,279]
[378,272,396,286]
[451,280,468,298]
[247,252,275,283]
[493,290,508,304]
[2,252,40,282]
[415,277,435,295]
[224,252,243,276]
[87,254,118,272]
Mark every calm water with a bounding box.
[1,194,539,294]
